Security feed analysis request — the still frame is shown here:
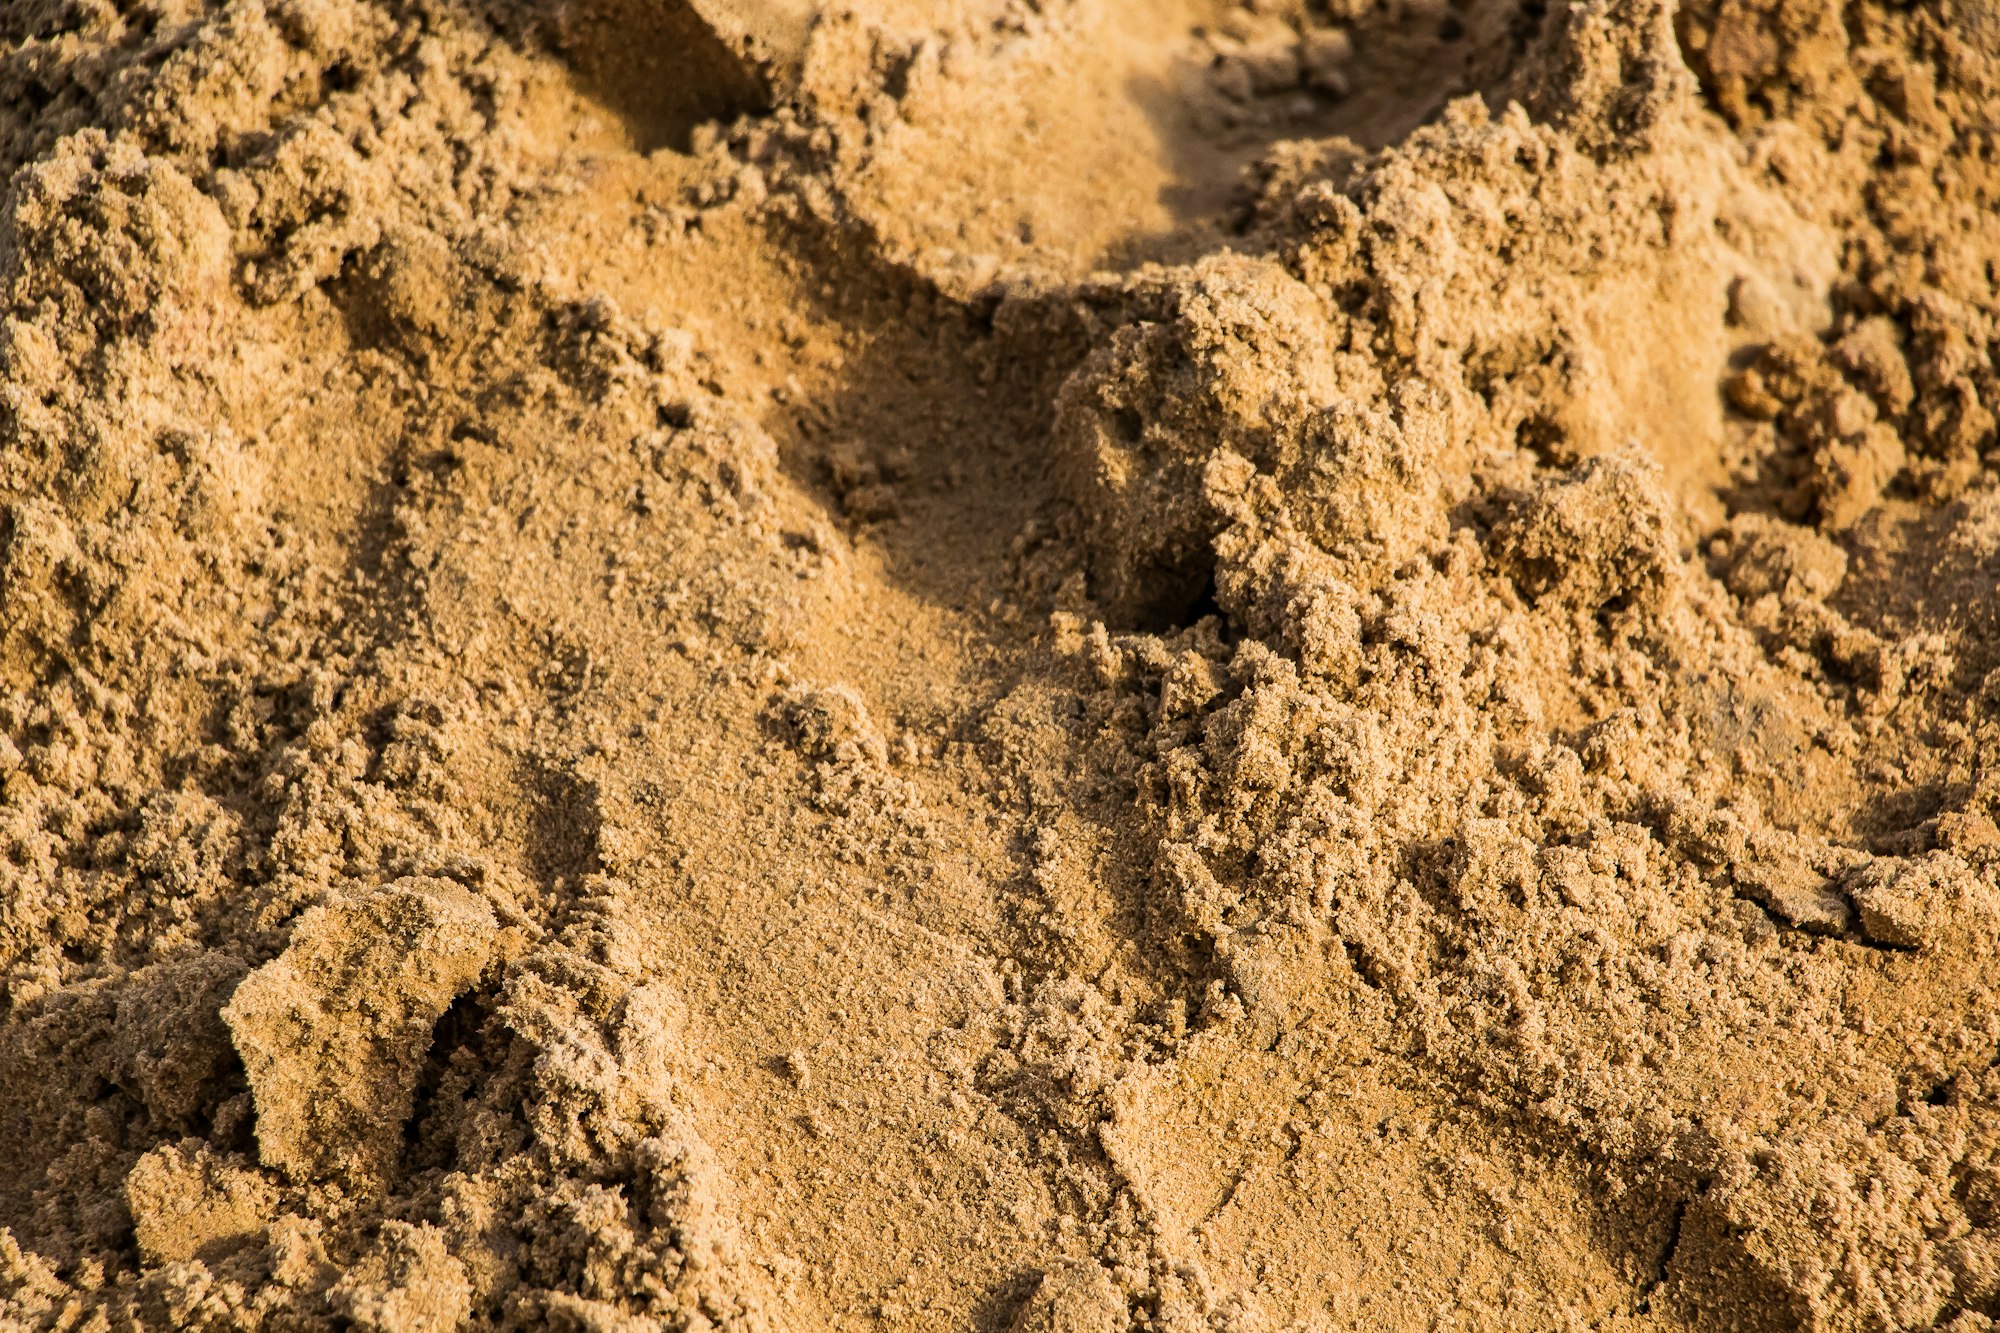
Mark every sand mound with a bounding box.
[2,0,1999,1328]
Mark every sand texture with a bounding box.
[2,0,2000,1328]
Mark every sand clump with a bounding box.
[220,877,505,1185]
[1,0,1999,1328]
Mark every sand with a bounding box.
[1,0,1998,1328]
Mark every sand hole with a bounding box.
[549,0,789,153]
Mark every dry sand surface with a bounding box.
[2,0,1999,1328]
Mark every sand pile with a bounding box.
[2,0,1999,1327]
